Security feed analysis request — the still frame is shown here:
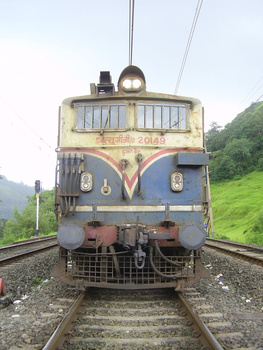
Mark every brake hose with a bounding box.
[154,240,182,267]
[149,246,180,279]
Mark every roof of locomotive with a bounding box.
[62,65,201,108]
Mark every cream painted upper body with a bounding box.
[59,90,204,151]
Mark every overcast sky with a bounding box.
[0,0,262,189]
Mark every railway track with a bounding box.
[0,235,57,266]
[204,238,263,266]
[43,288,223,350]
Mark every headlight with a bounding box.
[121,77,143,91]
[122,79,132,89]
[80,172,93,192]
[118,66,146,93]
[171,172,183,192]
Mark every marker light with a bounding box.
[80,172,93,192]
[171,172,183,192]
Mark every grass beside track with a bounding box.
[210,171,263,242]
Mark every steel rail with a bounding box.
[42,291,86,350]
[206,238,263,253]
[0,236,57,251]
[205,240,263,267]
[0,243,58,266]
[43,289,222,349]
[177,292,223,350]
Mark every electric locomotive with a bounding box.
[53,65,209,290]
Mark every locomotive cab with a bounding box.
[53,65,209,290]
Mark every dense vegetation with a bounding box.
[0,189,57,245]
[206,101,263,244]
[206,102,263,182]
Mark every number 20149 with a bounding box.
[138,136,166,144]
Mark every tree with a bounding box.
[0,218,7,239]
[206,121,222,136]
[206,122,223,151]
[2,189,57,243]
[206,102,263,182]
[224,138,252,174]
[209,154,236,181]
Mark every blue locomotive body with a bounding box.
[54,66,209,290]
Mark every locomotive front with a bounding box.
[53,65,209,290]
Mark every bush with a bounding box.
[1,189,57,245]
[245,209,263,245]
[215,234,230,240]
[257,158,263,171]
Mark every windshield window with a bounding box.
[76,103,126,129]
[138,103,187,129]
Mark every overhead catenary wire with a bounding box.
[0,95,52,149]
[243,93,263,115]
[238,77,263,108]
[249,93,263,108]
[255,94,263,103]
[248,85,263,104]
[129,0,135,65]
[174,0,203,95]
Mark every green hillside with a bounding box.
[206,101,263,244]
[210,171,263,243]
[0,176,34,219]
[207,101,263,182]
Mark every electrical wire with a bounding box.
[244,93,263,114]
[238,77,263,108]
[249,93,263,107]
[174,0,203,95]
[255,94,263,103]
[129,0,135,65]
[0,95,52,149]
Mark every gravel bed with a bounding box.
[0,246,263,349]
[0,248,80,349]
[192,247,263,349]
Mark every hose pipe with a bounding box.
[149,246,180,279]
[154,240,182,267]
[68,154,75,210]
[137,161,141,195]
[58,155,65,216]
[60,155,68,216]
[120,159,129,200]
[63,154,70,216]
[72,155,81,215]
[135,153,143,196]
